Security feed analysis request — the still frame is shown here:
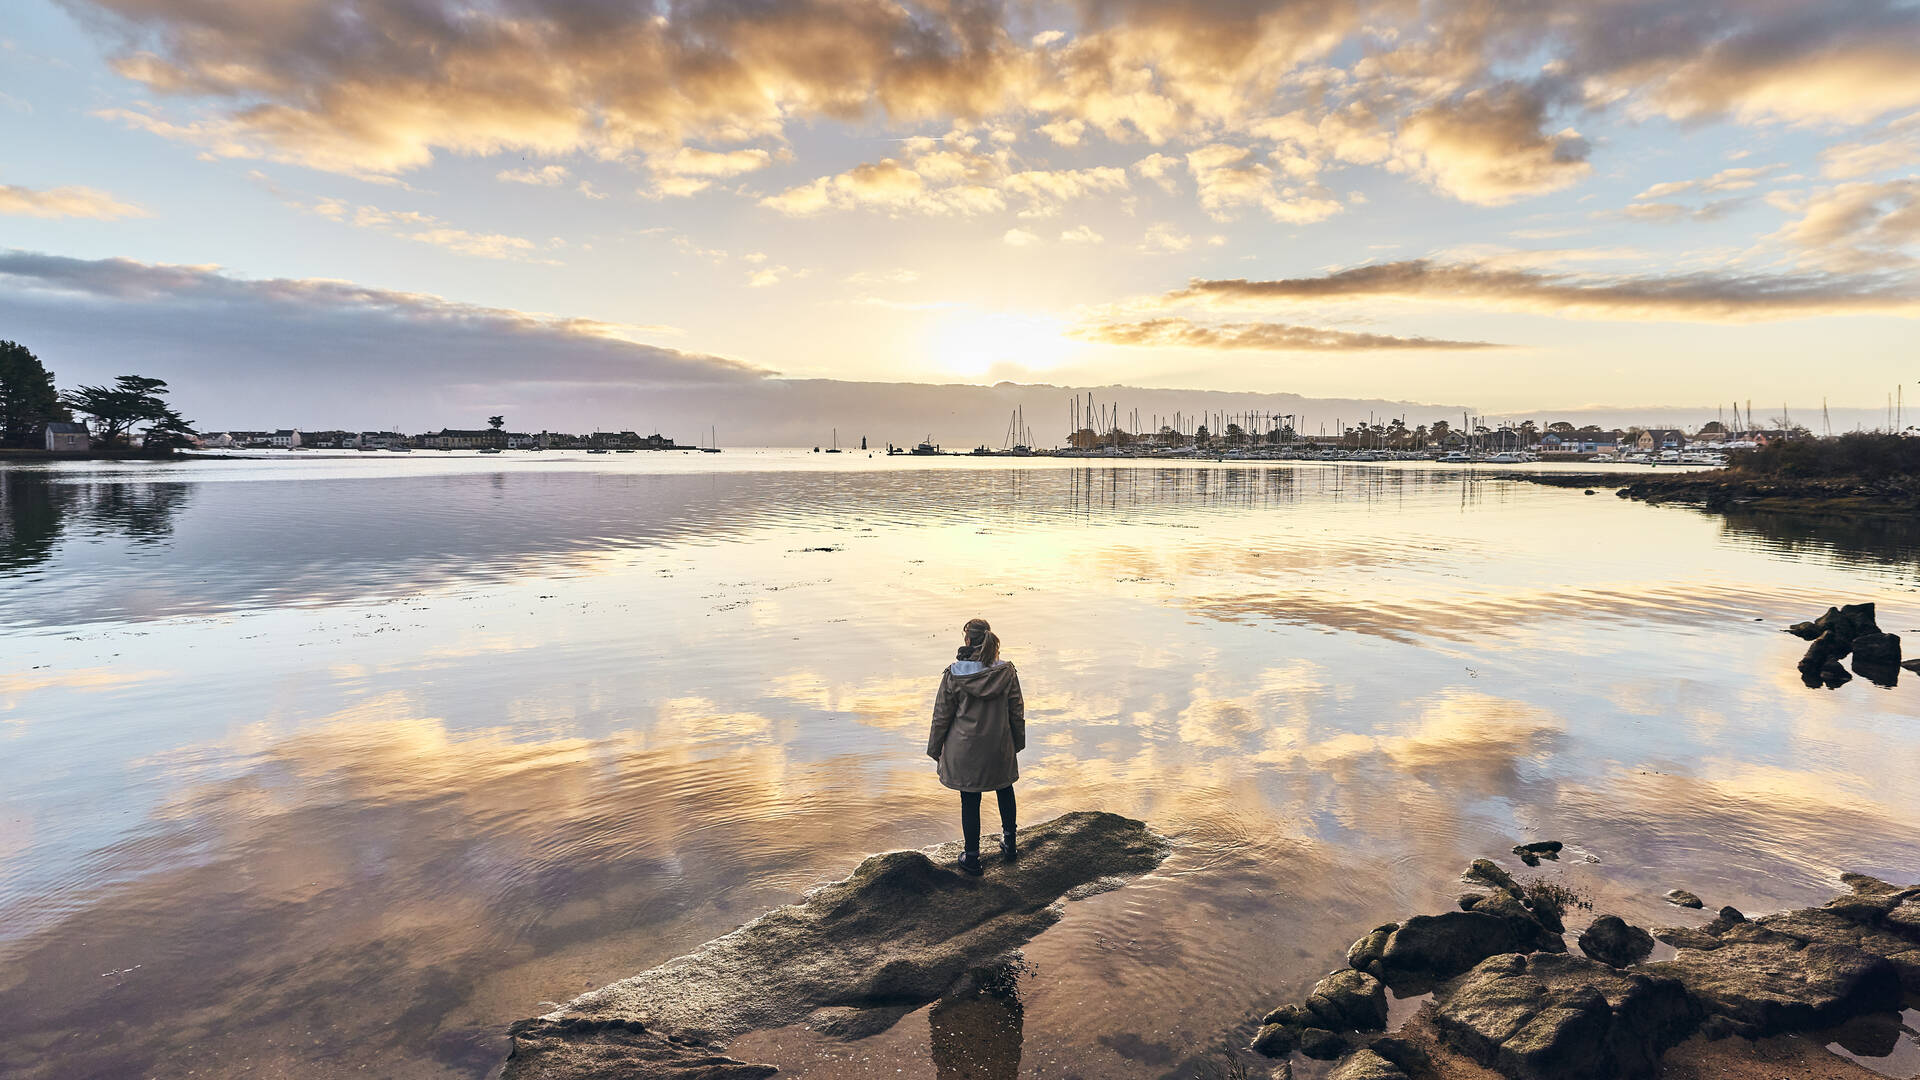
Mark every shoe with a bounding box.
[999,830,1017,861]
[956,851,984,876]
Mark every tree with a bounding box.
[488,415,505,431]
[0,340,69,447]
[63,376,194,449]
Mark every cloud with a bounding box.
[1820,114,1920,179]
[0,251,760,410]
[497,165,570,186]
[1185,143,1342,223]
[1169,258,1920,322]
[295,196,551,262]
[1140,222,1193,253]
[1073,316,1500,351]
[1395,84,1591,205]
[0,184,148,220]
[1060,225,1104,243]
[1771,180,1920,271]
[1132,152,1182,193]
[1633,164,1782,201]
[1001,227,1040,246]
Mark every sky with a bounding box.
[1,0,1918,439]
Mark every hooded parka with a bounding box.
[927,661,1025,792]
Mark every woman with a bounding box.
[927,619,1025,875]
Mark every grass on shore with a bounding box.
[1726,433,1920,480]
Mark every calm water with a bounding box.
[2,451,1917,1079]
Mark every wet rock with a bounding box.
[1298,1027,1347,1060]
[1704,906,1746,936]
[1465,859,1526,899]
[1460,893,1486,911]
[1850,630,1901,668]
[502,1018,778,1080]
[1365,910,1553,993]
[1304,969,1389,1033]
[1579,916,1655,968]
[1512,841,1562,867]
[1261,1003,1306,1028]
[1643,940,1899,1039]
[504,812,1171,1079]
[1474,888,1569,949]
[1793,603,1881,643]
[1430,952,1699,1080]
[1748,905,1920,991]
[1251,1022,1298,1058]
[1800,629,1853,670]
[1347,924,1397,972]
[1820,659,1852,688]
[1325,1049,1409,1080]
[1365,1035,1431,1075]
[1664,890,1704,909]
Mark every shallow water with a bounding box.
[2,451,1917,1079]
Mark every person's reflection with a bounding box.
[928,965,1025,1080]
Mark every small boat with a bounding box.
[1439,451,1469,463]
[588,448,610,454]
[387,445,412,453]
[1484,452,1524,464]
[825,428,843,453]
[970,445,994,456]
[479,447,502,454]
[616,449,635,453]
[911,436,940,456]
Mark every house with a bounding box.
[506,432,538,449]
[425,428,507,449]
[269,429,302,449]
[44,421,90,452]
[1747,429,1805,447]
[1635,429,1686,452]
[1539,430,1621,454]
[197,432,238,449]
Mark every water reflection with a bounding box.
[3,456,1918,1080]
[1,470,190,572]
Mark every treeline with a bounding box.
[0,340,193,450]
[1730,433,1920,480]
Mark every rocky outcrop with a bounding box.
[1511,841,1562,866]
[1254,866,1920,1080]
[1431,952,1700,1080]
[1788,603,1904,687]
[504,812,1170,1079]
[1664,890,1704,909]
[1578,915,1655,968]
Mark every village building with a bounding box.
[268,429,302,449]
[423,428,508,449]
[1635,429,1686,452]
[43,421,90,452]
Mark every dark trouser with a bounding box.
[960,786,1016,852]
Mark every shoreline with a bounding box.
[1514,468,1920,515]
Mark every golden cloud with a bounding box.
[1072,315,1500,351]
[0,184,148,220]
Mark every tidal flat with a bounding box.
[2,451,1917,1078]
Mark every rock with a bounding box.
[1304,969,1389,1033]
[1851,630,1901,668]
[1251,1022,1298,1058]
[1664,890,1704,909]
[1430,952,1699,1080]
[503,812,1171,1079]
[1704,906,1746,935]
[1579,916,1655,968]
[501,1018,778,1080]
[1787,619,1824,640]
[1473,888,1569,949]
[1365,1036,1431,1074]
[1347,923,1397,972]
[1261,1002,1306,1028]
[1820,659,1852,688]
[1298,1027,1347,1060]
[1903,658,1920,673]
[1800,629,1853,669]
[1465,859,1526,899]
[1512,841,1563,867]
[1325,1049,1409,1080]
[1460,893,1486,910]
[1643,940,1900,1039]
[1366,910,1554,993]
[1748,905,1920,991]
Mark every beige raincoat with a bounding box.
[927,661,1025,792]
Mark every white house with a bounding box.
[197,432,238,449]
[44,421,90,452]
[269,429,302,449]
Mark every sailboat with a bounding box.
[824,428,843,453]
[700,425,722,453]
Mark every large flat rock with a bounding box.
[503,811,1170,1079]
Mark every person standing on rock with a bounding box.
[928,619,1025,876]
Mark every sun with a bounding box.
[921,308,1073,379]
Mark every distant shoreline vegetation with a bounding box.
[1527,433,1920,515]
